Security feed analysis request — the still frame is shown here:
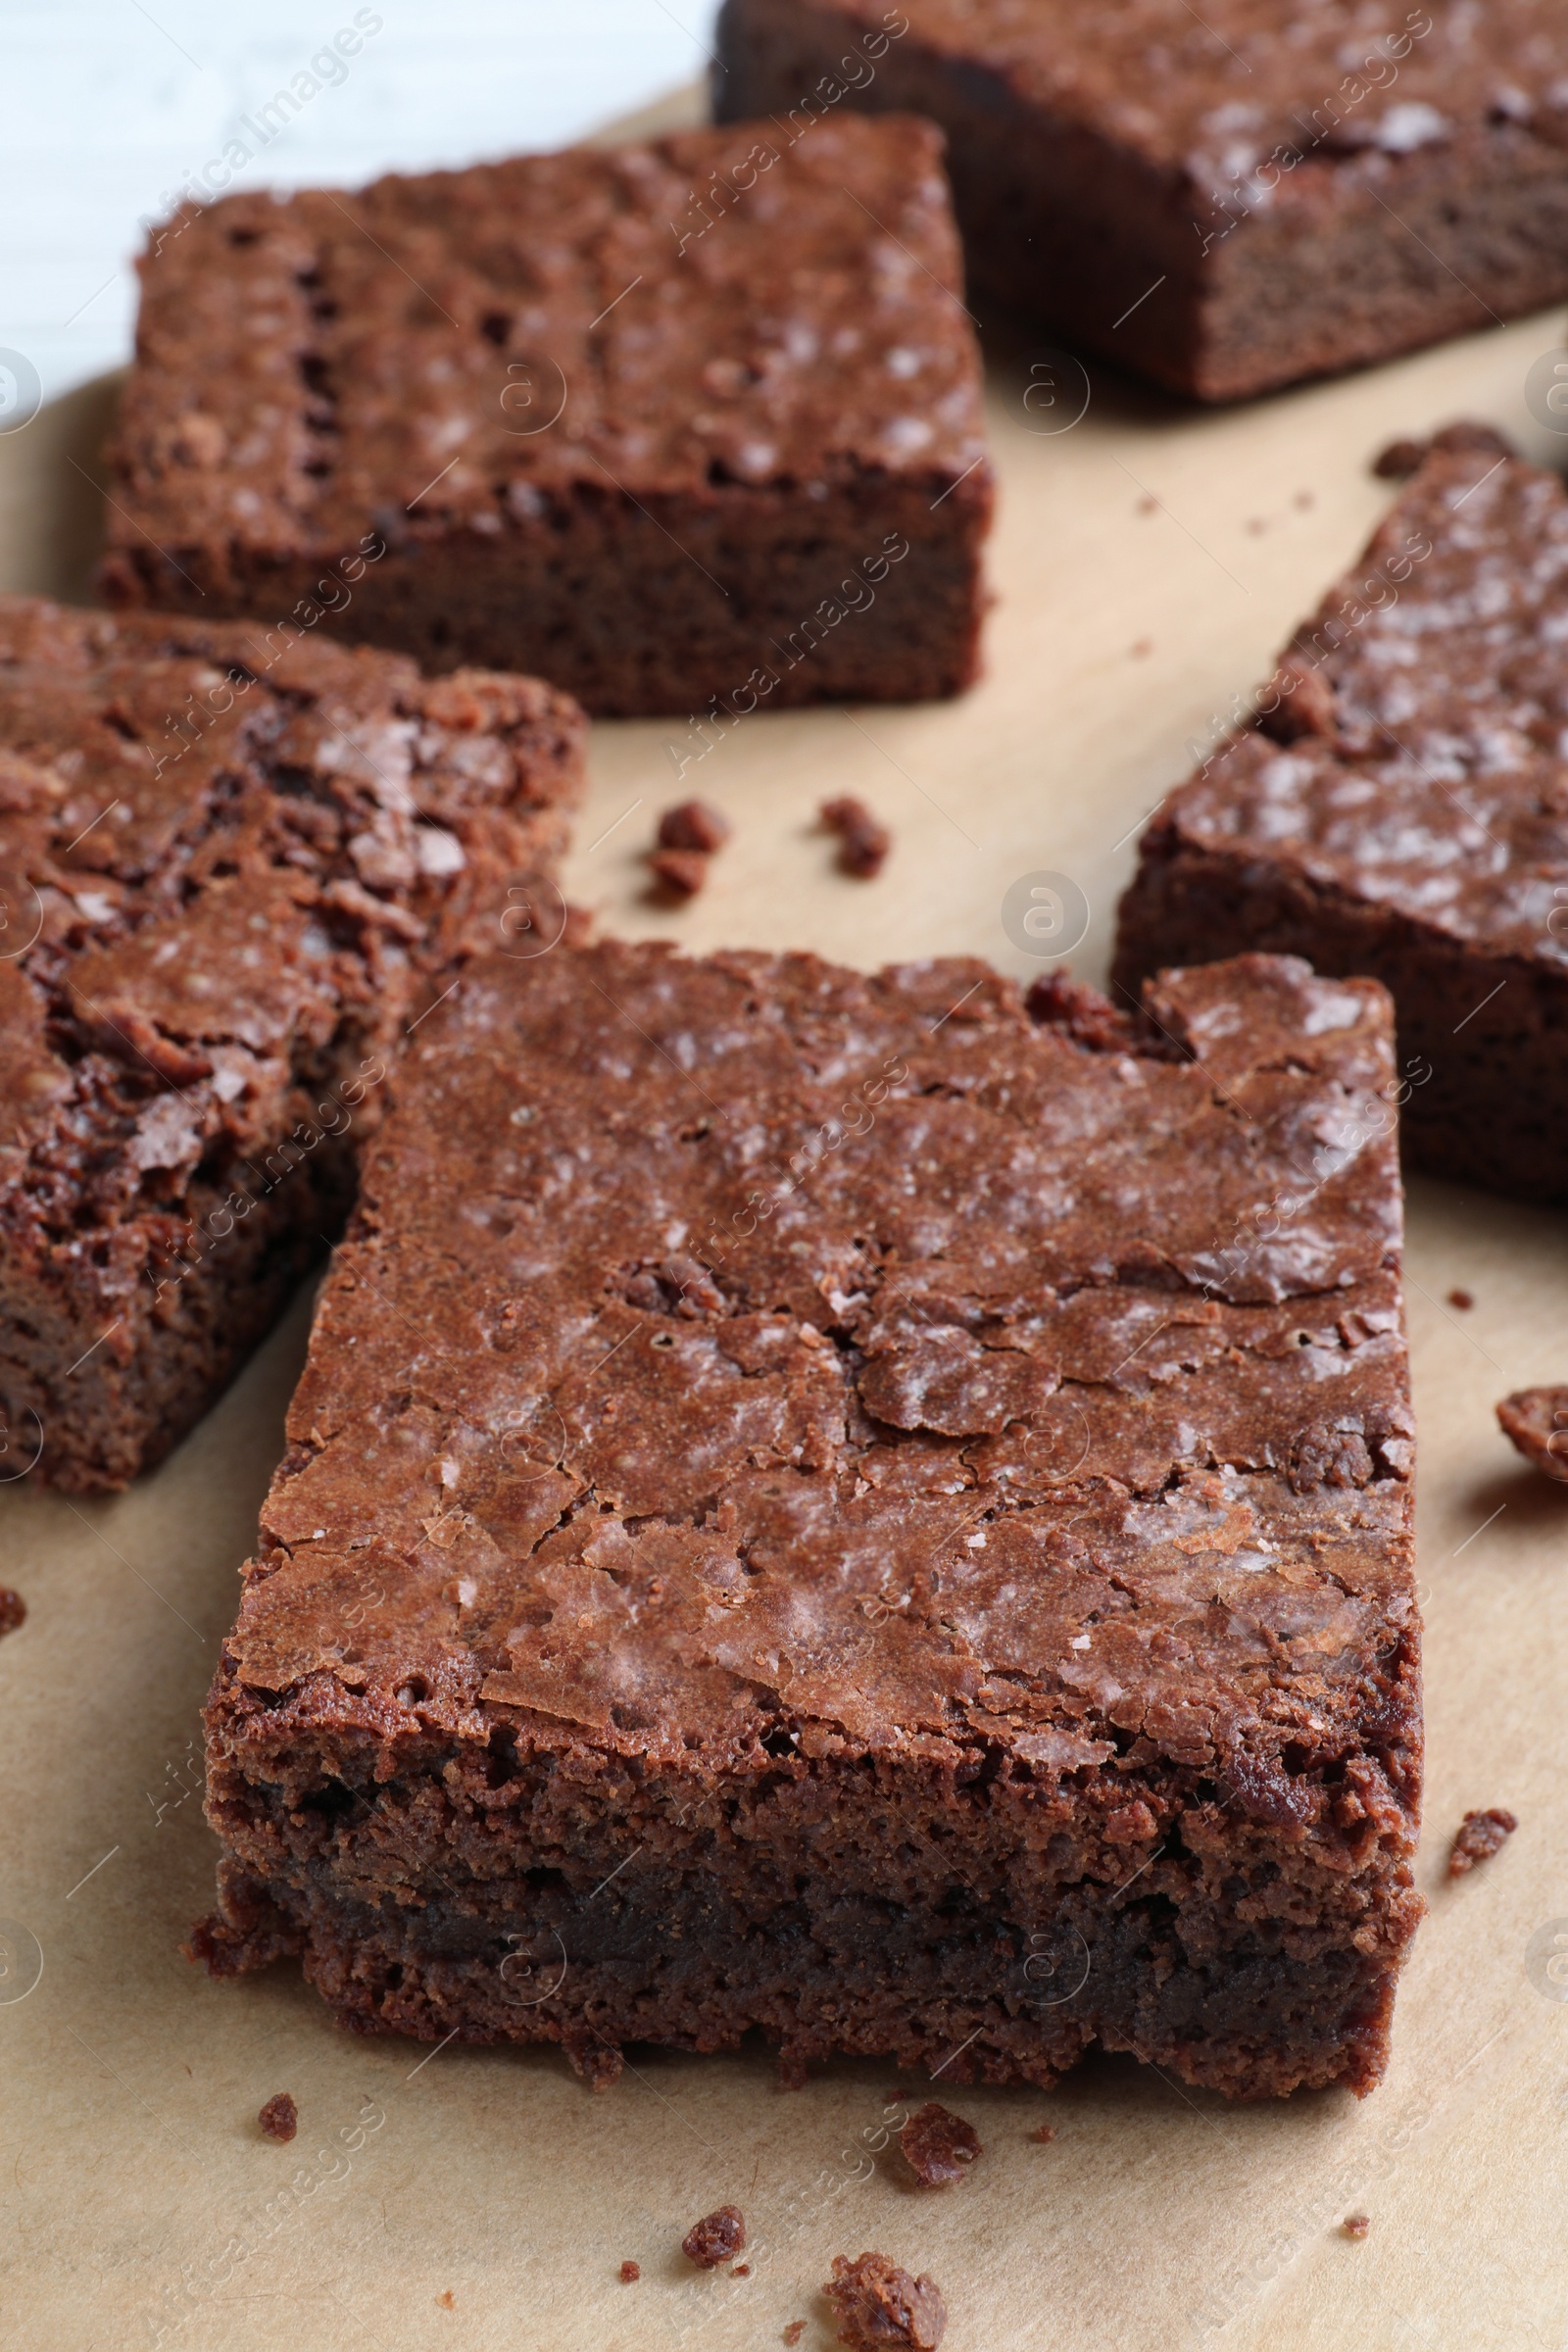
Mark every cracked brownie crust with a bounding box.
[0,596,581,1491]
[716,0,1568,402]
[99,116,992,716]
[1114,439,1568,1201]
[194,942,1420,2101]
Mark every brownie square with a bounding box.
[98,116,993,717]
[194,942,1421,2103]
[0,597,581,1492]
[715,0,1568,402]
[1114,432,1568,1202]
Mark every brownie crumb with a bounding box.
[683,2206,746,2268]
[619,2261,640,2284]
[1446,1288,1475,1311]
[258,2092,297,2142]
[436,2289,455,2308]
[1496,1386,1568,1480]
[659,798,731,855]
[734,2263,751,2278]
[898,2102,984,2188]
[784,2327,807,2347]
[826,2252,946,2350]
[820,796,891,878]
[1029,2124,1056,2143]
[1342,2214,1370,2240]
[651,847,711,899]
[0,1588,24,1639]
[1448,1807,1518,1876]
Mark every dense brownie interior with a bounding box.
[1114,437,1568,1200]
[716,0,1568,401]
[196,943,1420,2102]
[0,598,581,1489]
[100,116,993,714]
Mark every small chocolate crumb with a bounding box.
[784,2327,807,2347]
[683,2205,746,2268]
[1495,1386,1568,1480]
[650,847,710,899]
[820,796,890,879]
[898,2102,984,2188]
[1342,2214,1370,2240]
[659,798,730,855]
[1029,2124,1056,2143]
[1448,1807,1517,1876]
[258,2092,297,2143]
[436,2289,455,2308]
[826,2252,946,2350]
[1446,1288,1474,1311]
[619,2261,640,2284]
[0,1588,24,1639]
[734,2263,751,2278]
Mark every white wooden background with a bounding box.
[3,1,720,406]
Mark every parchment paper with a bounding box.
[3,82,1567,2352]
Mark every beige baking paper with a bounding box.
[3,82,1568,2352]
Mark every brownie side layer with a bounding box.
[99,117,992,716]
[195,944,1420,2102]
[714,0,1568,402]
[0,599,582,1490]
[1113,439,1568,1201]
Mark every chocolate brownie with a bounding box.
[192,943,1421,2102]
[0,596,580,1492]
[1113,436,1568,1202]
[715,1,1568,403]
[99,117,992,718]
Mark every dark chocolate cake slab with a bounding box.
[0,597,581,1491]
[1114,434,1568,1202]
[716,0,1568,402]
[194,942,1421,2102]
[100,115,992,717]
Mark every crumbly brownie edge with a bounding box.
[100,476,993,718]
[196,1649,1422,2100]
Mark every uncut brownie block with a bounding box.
[98,116,992,718]
[193,942,1421,2102]
[715,0,1568,403]
[0,596,581,1492]
[1114,435,1568,1202]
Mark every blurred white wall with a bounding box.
[3,0,719,403]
